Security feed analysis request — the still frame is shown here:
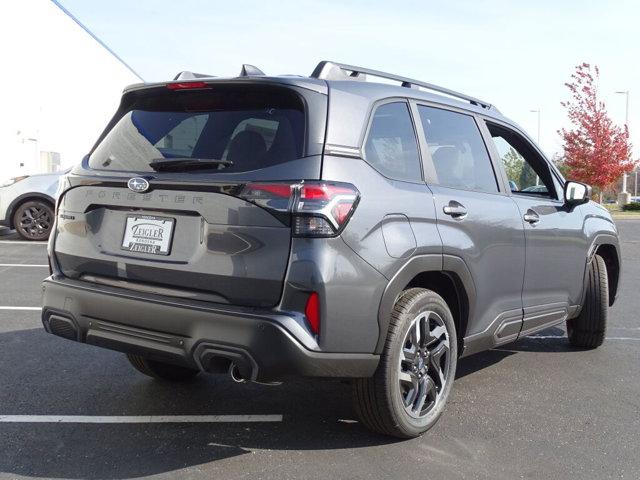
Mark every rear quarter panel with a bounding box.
[321,155,442,279]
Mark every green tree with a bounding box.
[551,153,570,179]
[502,147,524,188]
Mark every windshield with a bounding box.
[88,85,305,173]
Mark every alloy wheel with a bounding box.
[398,310,451,419]
[18,204,52,239]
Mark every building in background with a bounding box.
[0,0,143,180]
[40,151,61,173]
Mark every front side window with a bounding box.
[364,102,422,182]
[487,123,556,198]
[418,106,498,193]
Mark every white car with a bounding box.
[0,172,65,240]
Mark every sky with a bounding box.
[0,0,141,177]
[36,0,640,159]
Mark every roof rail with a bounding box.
[310,61,492,110]
[173,71,214,81]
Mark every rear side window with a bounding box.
[418,106,498,193]
[364,102,422,182]
[88,85,305,173]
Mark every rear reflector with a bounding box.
[166,81,209,90]
[305,292,320,335]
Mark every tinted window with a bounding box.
[88,86,305,173]
[154,114,208,158]
[487,123,556,198]
[364,102,422,182]
[418,106,498,193]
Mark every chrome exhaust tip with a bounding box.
[229,362,247,383]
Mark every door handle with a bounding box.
[443,202,468,218]
[523,210,540,224]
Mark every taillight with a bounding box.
[295,183,359,236]
[238,182,294,212]
[166,81,210,90]
[305,292,321,335]
[239,181,359,237]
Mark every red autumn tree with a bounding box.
[559,63,633,201]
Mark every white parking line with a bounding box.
[0,307,42,311]
[0,264,48,268]
[0,414,282,423]
[0,240,46,245]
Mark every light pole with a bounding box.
[616,91,630,203]
[530,109,541,144]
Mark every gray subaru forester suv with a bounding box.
[42,61,621,438]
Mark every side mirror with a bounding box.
[564,181,591,206]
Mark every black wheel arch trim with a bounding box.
[581,233,621,309]
[6,192,56,229]
[375,254,477,354]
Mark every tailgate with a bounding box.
[54,185,290,307]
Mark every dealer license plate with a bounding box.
[121,215,175,256]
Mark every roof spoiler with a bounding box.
[173,71,214,80]
[173,64,266,81]
[310,60,493,110]
[239,64,265,77]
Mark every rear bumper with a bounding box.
[41,276,379,381]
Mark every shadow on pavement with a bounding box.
[0,323,577,479]
[0,328,396,479]
[1,421,397,479]
[455,326,572,378]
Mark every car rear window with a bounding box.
[88,85,305,173]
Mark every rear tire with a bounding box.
[13,200,54,241]
[353,288,458,438]
[567,254,608,349]
[126,354,200,382]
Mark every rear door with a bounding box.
[54,82,326,308]
[483,121,588,336]
[412,103,526,348]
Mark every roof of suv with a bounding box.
[122,61,512,126]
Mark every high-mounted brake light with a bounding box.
[166,81,209,90]
[239,181,359,237]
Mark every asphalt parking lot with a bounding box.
[0,223,638,480]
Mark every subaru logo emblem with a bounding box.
[128,177,149,193]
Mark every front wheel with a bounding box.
[353,288,457,438]
[13,200,54,241]
[567,254,608,349]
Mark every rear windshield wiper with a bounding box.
[149,158,233,171]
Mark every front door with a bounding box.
[484,121,589,337]
[412,103,526,351]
